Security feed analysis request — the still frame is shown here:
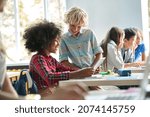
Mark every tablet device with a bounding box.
[93,57,105,70]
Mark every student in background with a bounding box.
[0,0,88,100]
[100,27,140,90]
[23,20,94,97]
[59,7,103,72]
[121,28,136,63]
[133,28,146,62]
[100,27,125,71]
[121,28,141,67]
[100,27,140,71]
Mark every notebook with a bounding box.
[85,53,150,100]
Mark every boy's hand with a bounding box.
[94,67,101,74]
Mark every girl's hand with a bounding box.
[70,67,94,79]
[79,67,95,78]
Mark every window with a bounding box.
[0,0,66,64]
[148,0,150,51]
[141,0,150,54]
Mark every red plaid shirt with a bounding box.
[29,52,74,90]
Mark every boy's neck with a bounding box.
[123,43,129,49]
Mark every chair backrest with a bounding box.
[12,69,38,96]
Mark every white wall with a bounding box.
[66,0,142,44]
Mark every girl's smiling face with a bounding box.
[49,35,60,53]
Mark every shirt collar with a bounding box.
[67,28,84,37]
[109,40,117,47]
[38,50,50,57]
[122,47,129,52]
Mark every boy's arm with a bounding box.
[90,53,102,68]
[90,53,103,74]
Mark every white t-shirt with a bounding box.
[107,40,124,70]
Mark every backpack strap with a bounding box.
[19,69,33,88]
[24,70,33,89]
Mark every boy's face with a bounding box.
[125,36,136,48]
[69,21,84,36]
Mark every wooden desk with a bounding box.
[59,73,149,87]
[20,94,41,100]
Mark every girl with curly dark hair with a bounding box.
[23,20,94,96]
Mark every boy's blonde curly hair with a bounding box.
[64,7,88,26]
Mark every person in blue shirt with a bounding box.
[59,7,103,72]
[133,28,146,62]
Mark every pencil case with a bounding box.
[117,69,131,76]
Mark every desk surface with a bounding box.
[59,73,148,86]
[125,67,145,73]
